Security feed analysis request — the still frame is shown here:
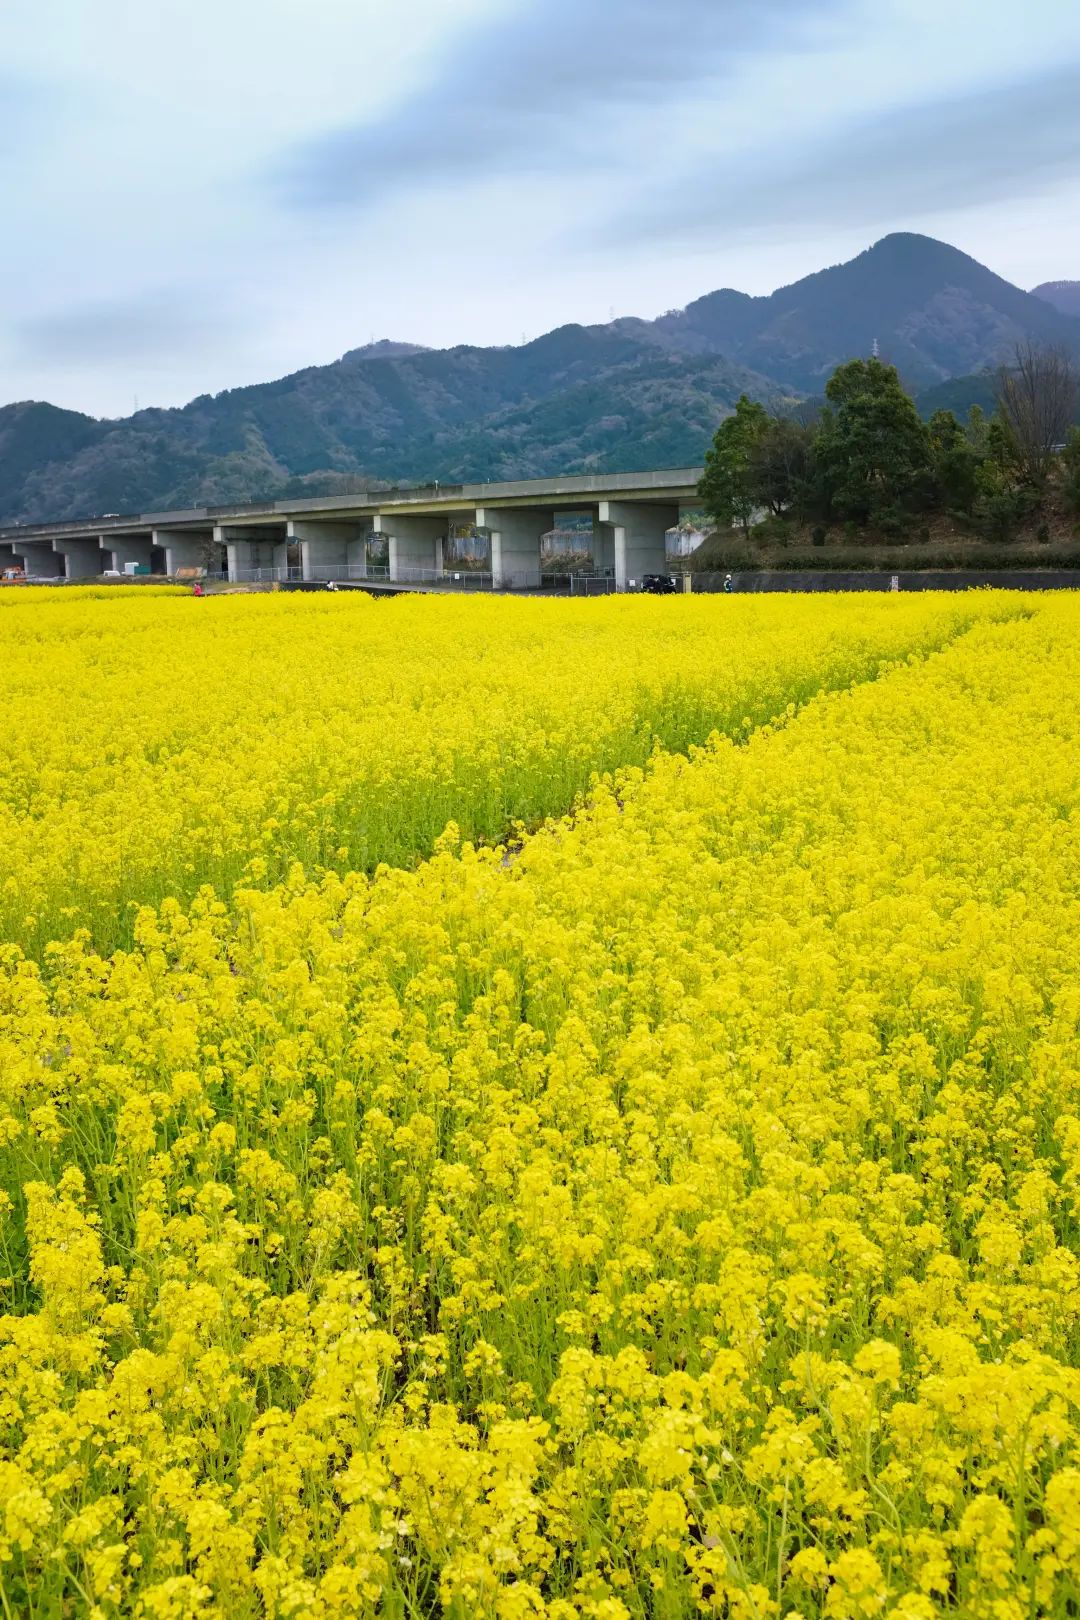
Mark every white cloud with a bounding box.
[0,0,1078,416]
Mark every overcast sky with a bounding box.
[3,0,1079,418]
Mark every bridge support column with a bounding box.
[475,507,553,589]
[52,539,102,579]
[287,519,370,581]
[591,522,615,574]
[15,542,64,578]
[597,502,678,591]
[101,535,154,574]
[374,514,445,582]
[215,526,287,582]
[153,529,215,576]
[0,542,21,574]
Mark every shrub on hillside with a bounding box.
[971,486,1039,543]
[1062,428,1080,517]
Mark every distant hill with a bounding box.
[1032,281,1080,319]
[339,340,432,362]
[915,372,999,421]
[5,232,1080,523]
[0,338,774,522]
[645,234,1080,392]
[916,366,1080,428]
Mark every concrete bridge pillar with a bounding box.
[153,529,216,577]
[13,541,65,578]
[475,507,553,589]
[52,539,102,579]
[592,522,616,574]
[215,526,287,582]
[597,501,679,591]
[101,534,154,574]
[287,519,370,581]
[373,514,445,582]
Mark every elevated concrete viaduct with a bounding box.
[101,534,155,574]
[152,528,217,577]
[475,507,555,590]
[598,501,681,592]
[287,518,371,581]
[372,512,455,581]
[0,467,705,590]
[214,524,288,582]
[53,538,104,578]
[5,541,64,578]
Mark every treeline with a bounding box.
[699,347,1080,545]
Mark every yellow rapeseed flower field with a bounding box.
[2,586,1080,1618]
[0,588,1009,956]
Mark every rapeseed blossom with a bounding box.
[0,588,1011,954]
[0,589,1079,1615]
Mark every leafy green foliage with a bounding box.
[1061,428,1080,517]
[928,409,980,513]
[969,486,1040,543]
[700,360,1069,549]
[749,417,816,517]
[812,359,933,525]
[698,395,769,531]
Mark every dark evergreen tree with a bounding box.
[748,418,816,517]
[928,408,980,514]
[698,395,770,533]
[812,359,933,527]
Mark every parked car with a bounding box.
[639,573,677,595]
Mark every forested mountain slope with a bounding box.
[4,234,1078,522]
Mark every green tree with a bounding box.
[748,417,815,517]
[1061,426,1080,516]
[928,408,980,514]
[971,414,1020,507]
[966,410,1038,541]
[698,395,769,533]
[985,414,1019,476]
[965,404,989,452]
[813,359,933,528]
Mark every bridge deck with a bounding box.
[0,467,704,544]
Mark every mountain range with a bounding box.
[1032,281,1080,319]
[3,232,1079,523]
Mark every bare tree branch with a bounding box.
[995,341,1079,486]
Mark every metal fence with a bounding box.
[540,571,618,595]
[397,566,495,589]
[204,566,288,584]
[298,562,381,583]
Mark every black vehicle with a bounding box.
[639,573,677,594]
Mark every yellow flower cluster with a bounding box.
[2,587,1080,1617]
[0,585,186,606]
[0,589,1008,955]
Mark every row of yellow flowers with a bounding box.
[0,589,1013,956]
[1,591,1079,1614]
